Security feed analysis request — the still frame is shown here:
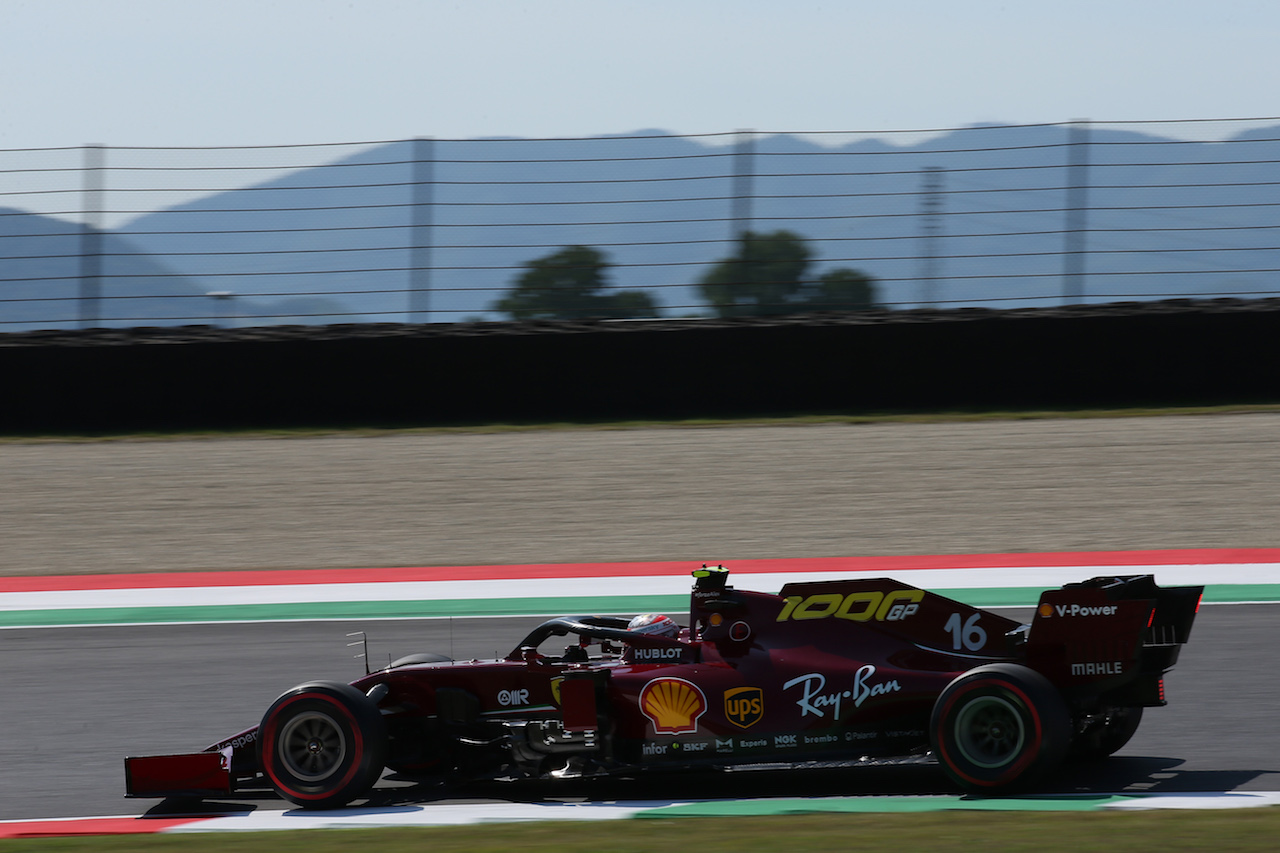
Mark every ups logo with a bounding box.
[725,686,764,729]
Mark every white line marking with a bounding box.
[3,564,1273,612]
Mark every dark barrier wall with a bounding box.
[2,300,1278,432]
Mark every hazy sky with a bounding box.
[3,0,1278,149]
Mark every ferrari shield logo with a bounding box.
[724,686,764,728]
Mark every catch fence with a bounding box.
[2,117,1278,330]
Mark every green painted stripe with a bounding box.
[1201,584,1280,603]
[942,583,1280,608]
[937,587,1044,607]
[2,584,1274,629]
[637,794,1141,817]
[0,595,692,629]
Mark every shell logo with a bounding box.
[639,678,707,734]
[1038,603,1055,618]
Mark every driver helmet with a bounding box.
[628,613,679,638]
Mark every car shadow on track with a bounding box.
[142,756,1275,817]
[1051,756,1274,795]
[142,765,953,817]
[378,765,953,805]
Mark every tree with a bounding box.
[799,268,877,312]
[491,245,657,321]
[698,230,877,316]
[698,230,812,317]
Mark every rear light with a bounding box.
[1158,678,1166,703]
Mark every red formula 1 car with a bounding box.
[125,565,1202,808]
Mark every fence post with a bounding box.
[918,165,944,307]
[730,130,755,299]
[79,143,105,328]
[731,129,755,242]
[409,136,434,323]
[1061,120,1091,305]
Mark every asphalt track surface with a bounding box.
[3,607,1277,821]
[1,414,1279,820]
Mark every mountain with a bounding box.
[0,209,361,331]
[18,123,1280,328]
[0,209,209,331]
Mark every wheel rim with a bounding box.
[953,694,1025,769]
[278,711,348,782]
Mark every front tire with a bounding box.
[258,681,388,808]
[930,663,1070,793]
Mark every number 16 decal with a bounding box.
[944,612,987,651]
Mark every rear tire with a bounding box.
[258,681,388,809]
[930,663,1070,793]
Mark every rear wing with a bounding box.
[1025,574,1204,705]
